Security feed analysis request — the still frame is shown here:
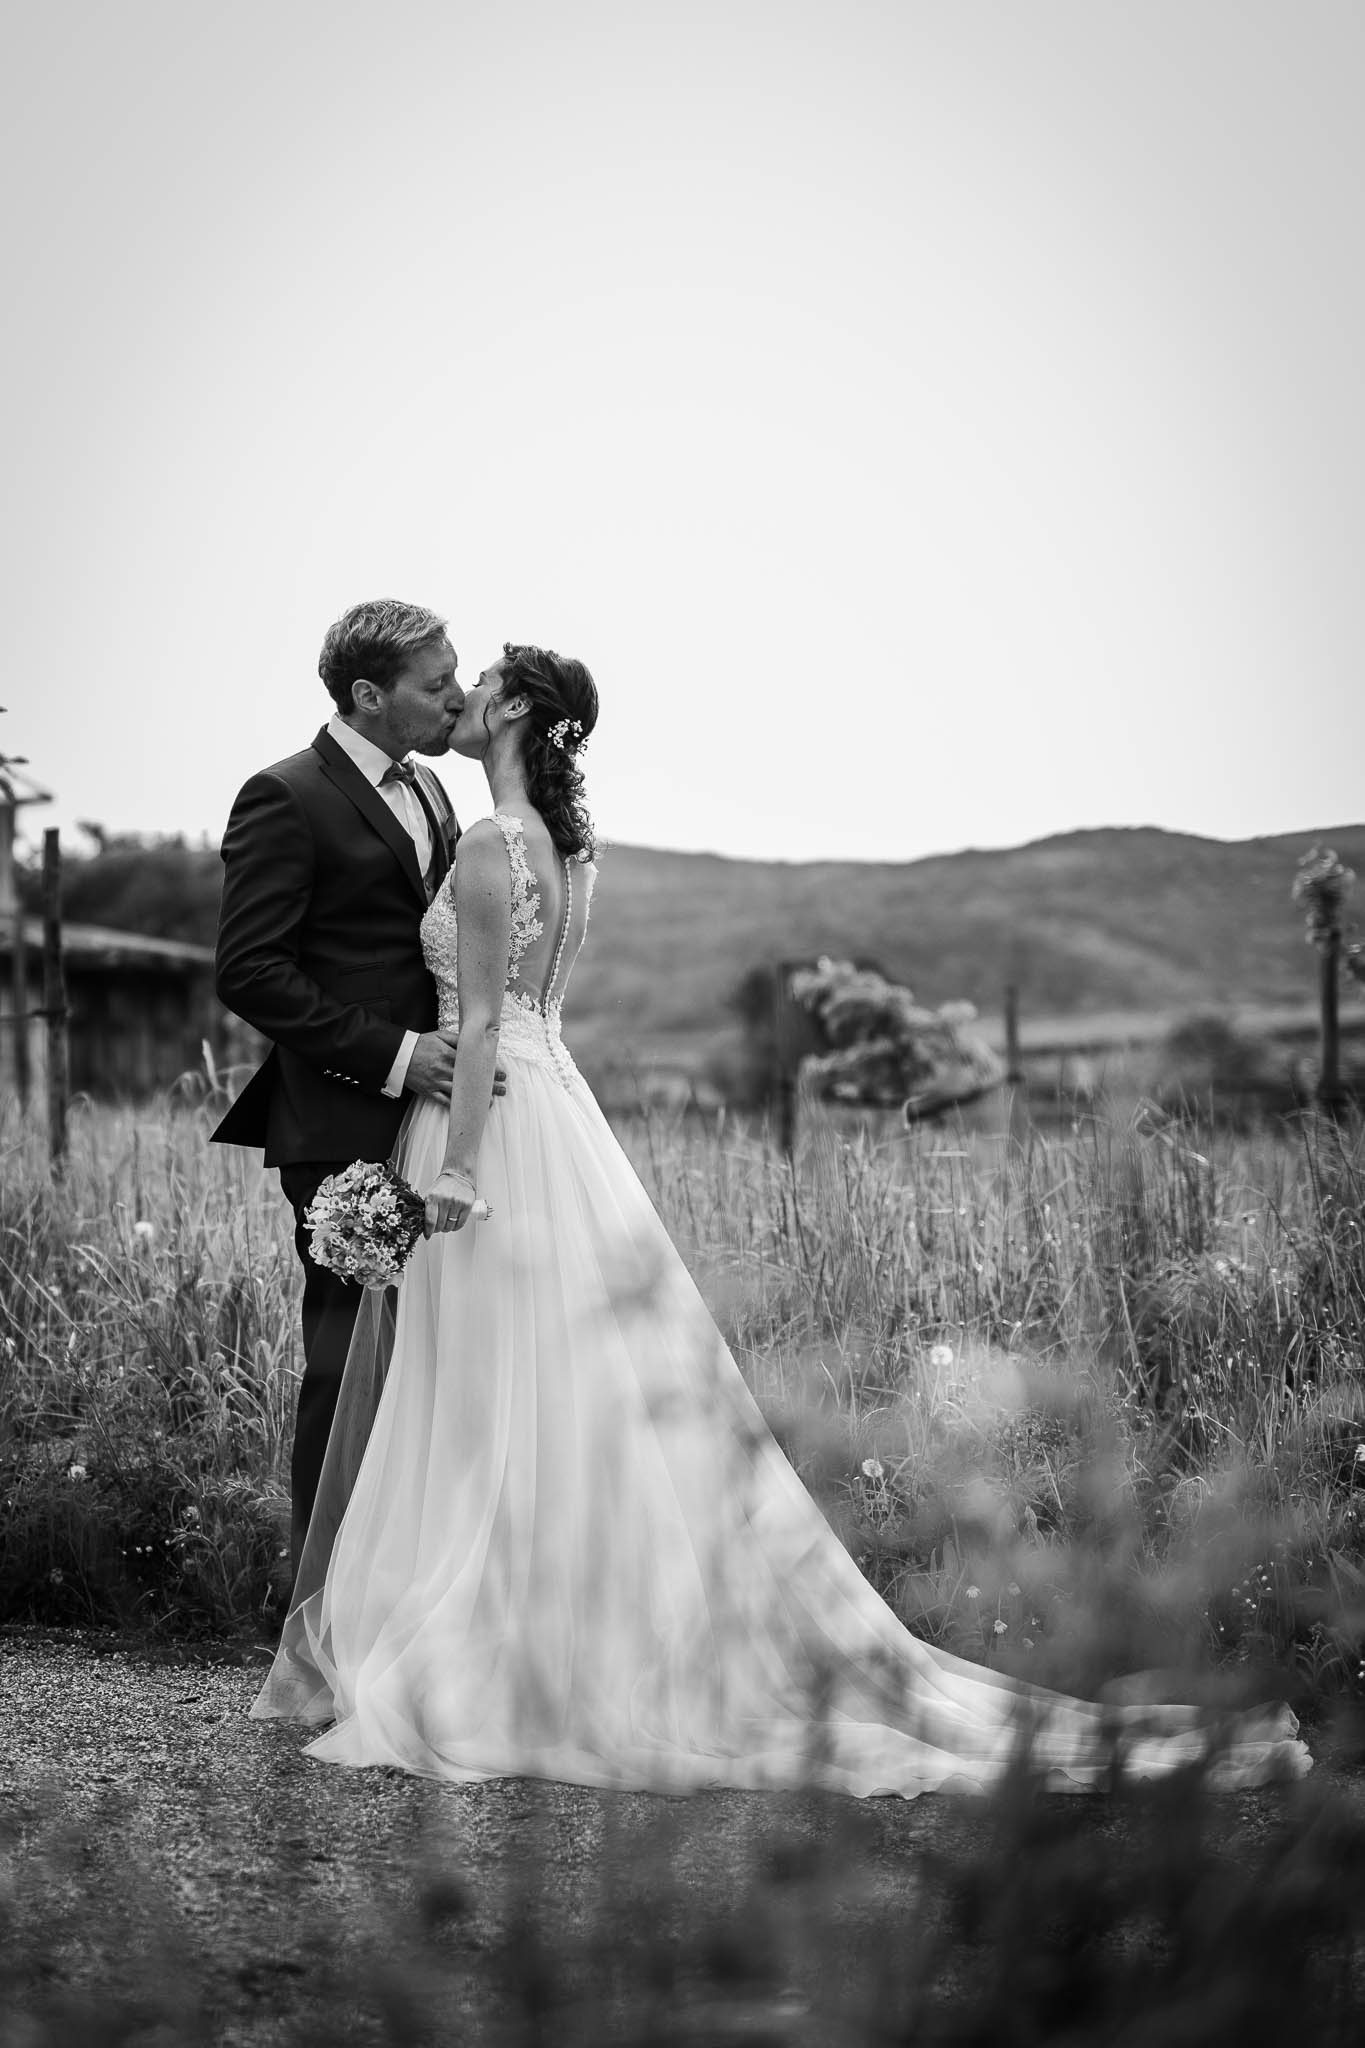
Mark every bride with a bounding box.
[252,644,1309,1797]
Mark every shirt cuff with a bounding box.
[382,1030,419,1099]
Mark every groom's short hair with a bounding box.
[319,599,450,712]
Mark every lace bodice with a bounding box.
[420,811,595,1086]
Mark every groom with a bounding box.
[213,597,468,1581]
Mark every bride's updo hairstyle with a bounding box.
[500,642,599,863]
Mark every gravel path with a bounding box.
[0,1627,979,2044]
[0,1627,1339,2045]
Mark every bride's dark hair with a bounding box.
[499,642,599,862]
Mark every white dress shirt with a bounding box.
[327,714,425,1098]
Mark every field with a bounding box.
[5,1086,1365,1679]
[5,1088,1365,2040]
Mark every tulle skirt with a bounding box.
[251,1053,1310,1797]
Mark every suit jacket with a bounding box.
[211,727,460,1166]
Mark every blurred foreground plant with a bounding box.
[4,1711,1364,2044]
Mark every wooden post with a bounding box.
[12,908,29,1107]
[42,829,68,1170]
[0,790,29,1106]
[0,742,52,1111]
[772,963,798,1158]
[1318,929,1345,1115]
[1004,982,1023,1084]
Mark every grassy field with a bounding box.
[4,1085,1365,1707]
[5,1087,1365,2041]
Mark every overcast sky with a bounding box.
[5,0,1362,863]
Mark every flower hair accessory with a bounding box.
[547,716,586,755]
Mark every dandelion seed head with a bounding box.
[67,1464,87,1482]
[132,1220,156,1241]
[929,1343,954,1368]
[860,1457,885,1482]
[965,1585,980,1600]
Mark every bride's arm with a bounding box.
[424,822,512,1235]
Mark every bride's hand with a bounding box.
[424,1169,487,1236]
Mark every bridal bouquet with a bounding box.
[304,1160,428,1289]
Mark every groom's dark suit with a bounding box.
[212,726,459,1575]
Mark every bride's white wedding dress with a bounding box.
[252,813,1309,1796]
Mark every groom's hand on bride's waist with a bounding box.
[405,1029,508,1104]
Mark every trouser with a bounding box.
[278,1160,363,1586]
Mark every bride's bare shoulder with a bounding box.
[452,820,515,901]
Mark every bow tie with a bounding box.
[382,758,418,788]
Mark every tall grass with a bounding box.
[0,1090,296,1631]
[618,1096,1365,1707]
[3,1085,1365,1707]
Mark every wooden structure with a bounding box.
[0,917,220,1099]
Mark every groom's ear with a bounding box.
[350,676,383,716]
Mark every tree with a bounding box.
[17,831,222,946]
[787,957,1004,1119]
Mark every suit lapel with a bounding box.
[311,728,427,907]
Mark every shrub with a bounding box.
[1156,1012,1300,1125]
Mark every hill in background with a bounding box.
[29,821,1365,1083]
[567,823,1365,1079]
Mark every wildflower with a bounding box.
[1,1336,14,1359]
[1007,1582,1021,1597]
[1355,1445,1365,1464]
[1022,1637,1035,1648]
[929,1343,954,1368]
[132,1220,156,1242]
[860,1457,885,1482]
[965,1585,980,1600]
[182,1505,200,1524]
[993,1619,1008,1634]
[67,1464,87,1482]
[48,1568,64,1586]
